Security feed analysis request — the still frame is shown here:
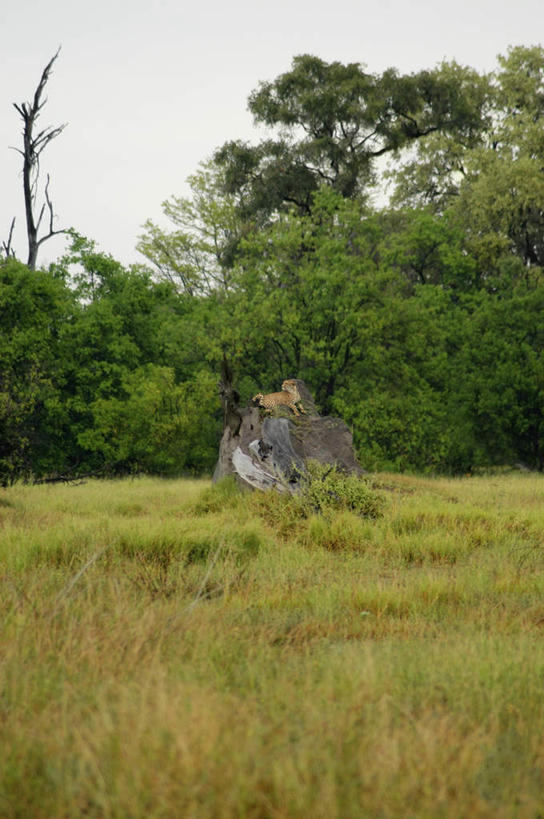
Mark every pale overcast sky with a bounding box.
[1,0,543,267]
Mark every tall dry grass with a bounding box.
[2,472,544,817]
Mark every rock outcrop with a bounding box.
[213,379,364,491]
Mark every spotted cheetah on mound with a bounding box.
[252,379,306,417]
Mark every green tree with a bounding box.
[49,237,222,477]
[78,365,219,475]
[53,236,219,473]
[380,207,479,291]
[130,47,544,475]
[332,284,461,472]
[456,287,544,470]
[137,162,241,293]
[390,46,544,282]
[215,55,489,223]
[0,258,72,482]
[213,188,390,410]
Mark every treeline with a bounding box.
[1,46,544,482]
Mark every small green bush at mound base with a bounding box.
[294,460,384,518]
[191,465,384,525]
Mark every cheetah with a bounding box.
[252,379,306,417]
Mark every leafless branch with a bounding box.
[1,217,16,260]
[11,47,68,269]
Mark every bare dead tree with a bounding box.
[1,217,16,260]
[11,48,68,269]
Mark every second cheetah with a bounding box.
[252,379,306,417]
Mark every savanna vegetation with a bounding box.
[3,44,544,819]
[2,45,544,482]
[2,472,544,817]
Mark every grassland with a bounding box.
[2,471,544,817]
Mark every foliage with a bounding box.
[0,258,72,483]
[215,55,489,223]
[77,365,219,475]
[390,45,544,278]
[293,460,385,518]
[380,207,479,290]
[0,242,221,481]
[4,48,544,479]
[137,161,241,293]
[457,289,544,470]
[219,187,390,409]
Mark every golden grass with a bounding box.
[2,472,544,817]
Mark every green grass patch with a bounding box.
[2,472,544,816]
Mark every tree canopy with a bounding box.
[3,46,544,481]
[214,55,490,221]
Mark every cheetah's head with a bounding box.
[282,379,298,395]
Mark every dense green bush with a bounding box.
[293,461,385,518]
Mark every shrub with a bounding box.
[293,461,384,518]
